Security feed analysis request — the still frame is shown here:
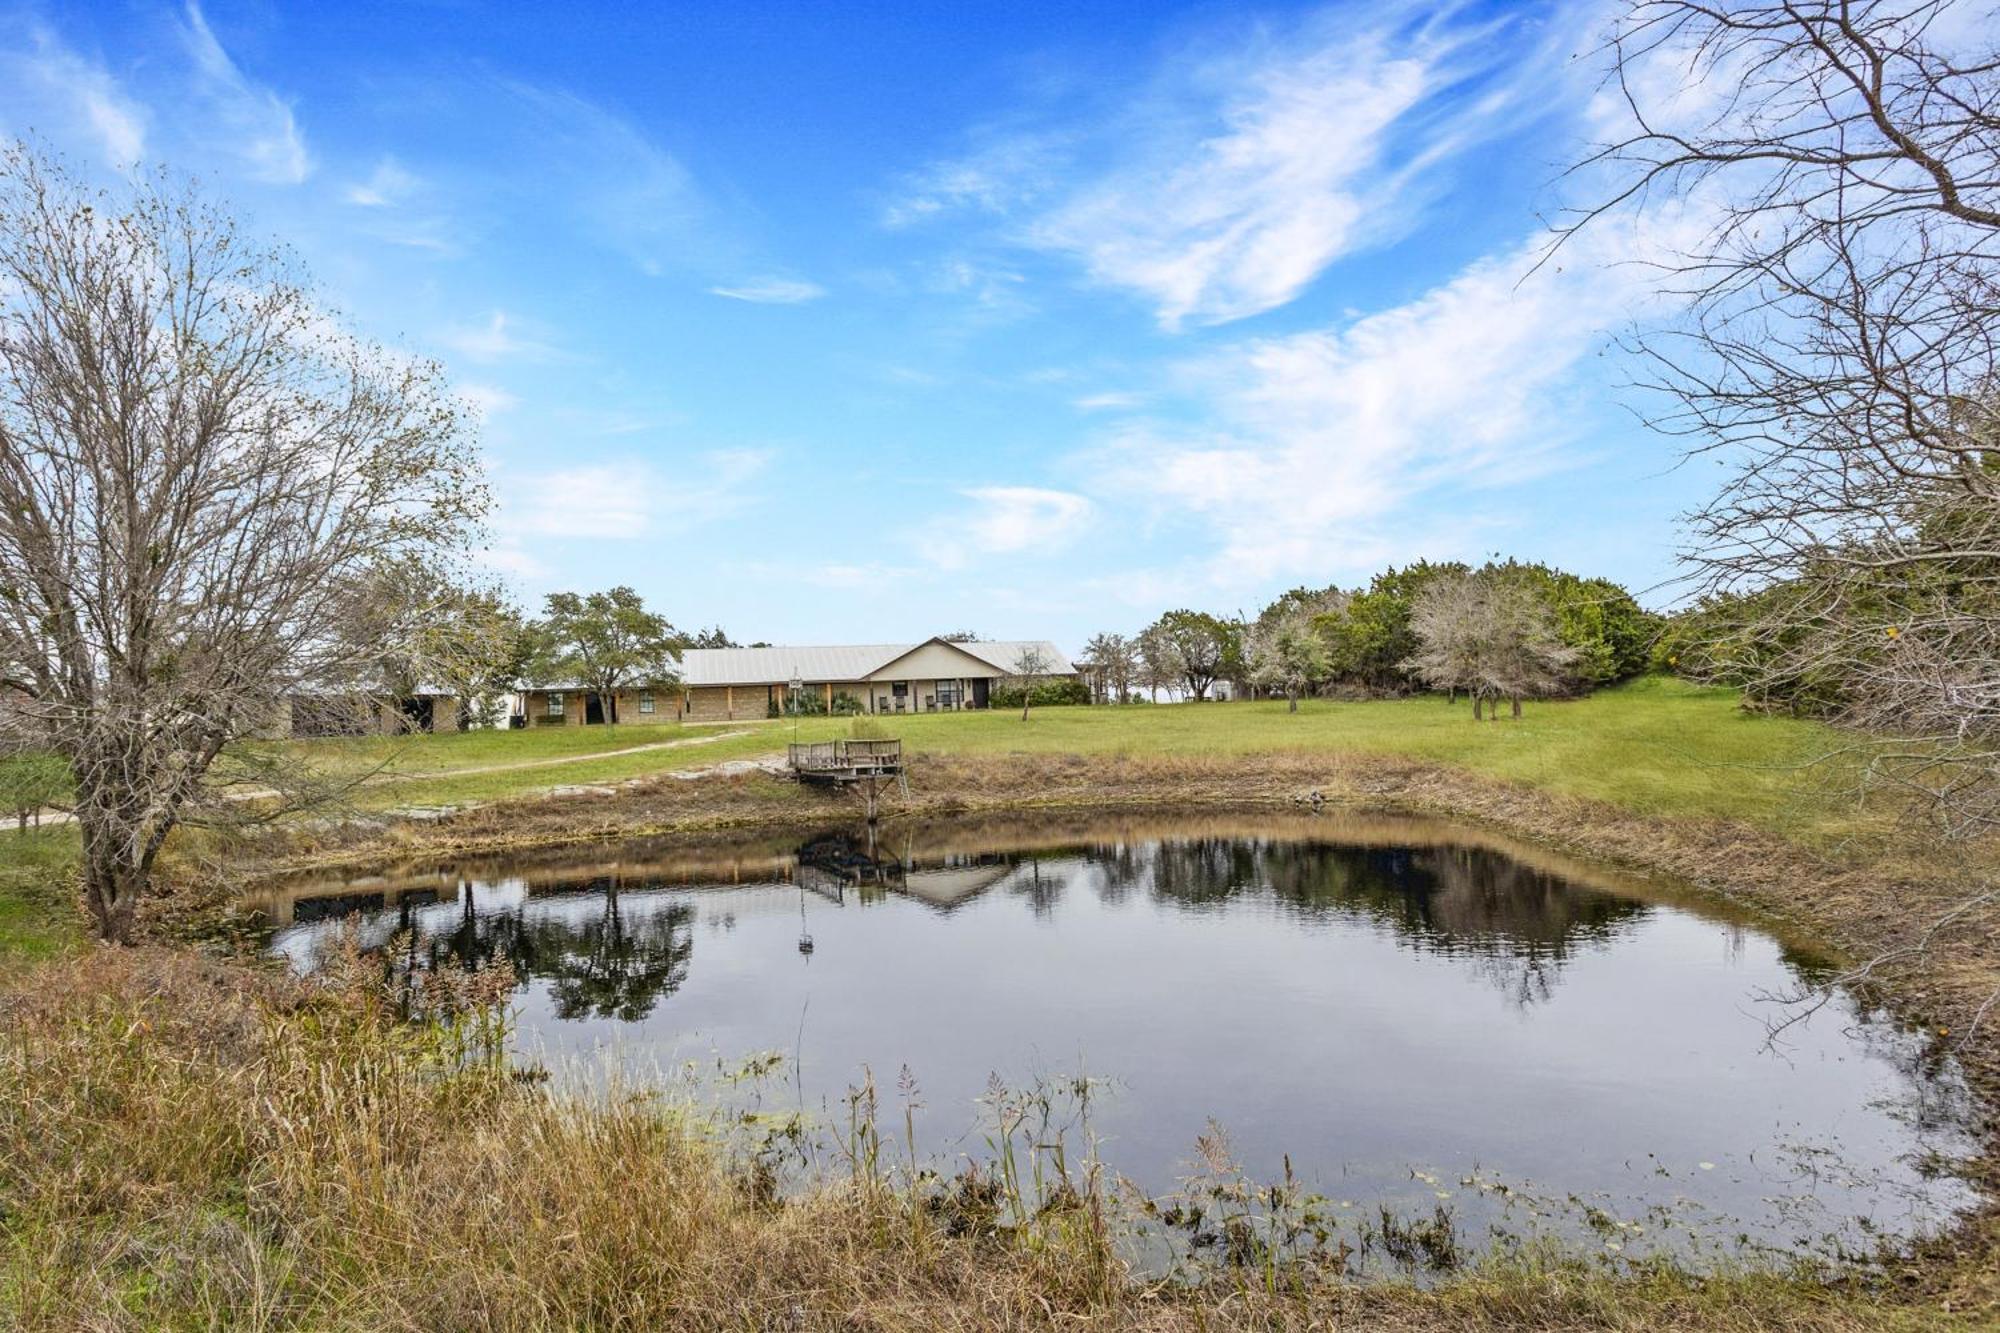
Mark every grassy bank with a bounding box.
[0,947,1979,1332]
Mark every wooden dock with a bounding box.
[786,738,904,785]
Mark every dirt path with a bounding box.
[390,729,754,780]
[8,729,762,829]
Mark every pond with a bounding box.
[247,810,1982,1265]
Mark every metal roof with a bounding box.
[677,638,1074,687]
[519,638,1074,690]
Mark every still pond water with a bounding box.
[249,811,1980,1260]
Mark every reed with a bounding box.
[0,948,1985,1330]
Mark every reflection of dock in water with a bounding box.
[794,830,1014,910]
[268,880,454,927]
[898,860,1014,908]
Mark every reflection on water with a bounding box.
[247,810,1980,1258]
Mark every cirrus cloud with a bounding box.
[709,276,826,304]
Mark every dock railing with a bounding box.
[787,738,902,774]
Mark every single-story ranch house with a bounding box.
[518,637,1075,725]
[283,687,464,737]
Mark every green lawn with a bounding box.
[0,827,80,961]
[0,678,1871,959]
[884,677,1841,829]
[284,676,1852,835]
[272,719,795,808]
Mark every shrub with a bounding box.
[988,678,1091,711]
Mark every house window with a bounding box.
[547,692,565,718]
[638,690,655,714]
[936,680,962,709]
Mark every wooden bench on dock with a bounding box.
[786,738,904,785]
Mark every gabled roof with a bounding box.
[677,638,1074,687]
[881,638,1074,678]
[677,643,910,687]
[520,638,1075,691]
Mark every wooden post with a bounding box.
[825,681,833,711]
[726,685,734,720]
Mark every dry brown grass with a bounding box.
[0,946,1985,1331]
[1,745,1959,1328]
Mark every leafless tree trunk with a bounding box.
[0,144,484,940]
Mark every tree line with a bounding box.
[337,577,745,732]
[1077,561,1658,716]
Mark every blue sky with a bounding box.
[0,0,1712,648]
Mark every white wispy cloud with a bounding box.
[884,132,1066,226]
[935,486,1094,566]
[511,466,655,539]
[0,22,148,166]
[927,255,1032,320]
[456,382,520,419]
[709,276,826,304]
[502,80,710,276]
[180,1,310,184]
[889,5,1572,328]
[345,156,420,207]
[508,449,772,540]
[438,311,564,363]
[1092,210,1687,582]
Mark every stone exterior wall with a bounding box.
[520,688,679,726]
[681,683,807,721]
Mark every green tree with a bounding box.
[1147,610,1240,701]
[1506,564,1658,687]
[1319,561,1467,692]
[533,587,683,724]
[426,587,531,729]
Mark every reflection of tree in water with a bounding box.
[1145,838,1261,908]
[1006,855,1071,919]
[1092,842,1146,906]
[416,877,696,1022]
[1125,839,1649,1006]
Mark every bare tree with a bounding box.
[1406,572,1492,717]
[1246,611,1331,713]
[332,557,526,732]
[1575,0,2000,829]
[1008,643,1057,721]
[1577,2,2000,1033]
[1080,631,1138,704]
[1137,624,1179,702]
[0,145,484,940]
[1407,568,1578,720]
[1247,586,1345,710]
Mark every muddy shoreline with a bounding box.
[225,747,1999,1304]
